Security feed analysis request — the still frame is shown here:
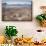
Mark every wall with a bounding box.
[0,0,46,41]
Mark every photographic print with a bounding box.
[2,0,32,21]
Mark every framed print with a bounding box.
[2,0,32,21]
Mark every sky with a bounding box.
[2,0,32,4]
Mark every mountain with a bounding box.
[2,3,7,5]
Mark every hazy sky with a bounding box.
[2,0,32,4]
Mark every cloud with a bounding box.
[2,0,32,4]
[3,0,32,3]
[6,0,32,2]
[7,2,31,4]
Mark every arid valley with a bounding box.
[2,4,32,21]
